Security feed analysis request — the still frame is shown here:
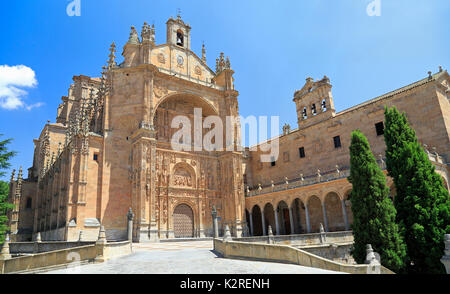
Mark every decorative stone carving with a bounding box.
[157,53,165,64]
[172,167,193,187]
[153,84,168,99]
[194,65,202,76]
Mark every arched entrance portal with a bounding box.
[173,204,194,238]
[263,203,276,235]
[308,196,323,233]
[324,192,345,232]
[251,205,263,236]
[277,201,291,235]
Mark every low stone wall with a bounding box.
[10,241,96,255]
[37,227,66,241]
[103,241,133,259]
[213,239,394,274]
[234,231,354,246]
[298,243,355,264]
[0,241,133,274]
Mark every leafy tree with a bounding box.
[348,129,407,273]
[0,134,16,246]
[384,106,450,274]
[0,181,13,245]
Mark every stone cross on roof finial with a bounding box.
[177,8,181,19]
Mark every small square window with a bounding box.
[270,156,276,167]
[333,136,342,149]
[93,154,98,161]
[375,122,384,136]
[299,147,305,158]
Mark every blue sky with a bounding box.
[0,0,449,181]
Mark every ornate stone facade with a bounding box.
[8,16,450,243]
[9,15,245,242]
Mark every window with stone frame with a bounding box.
[298,147,306,158]
[333,136,342,149]
[375,122,384,136]
[270,156,276,167]
[283,151,290,162]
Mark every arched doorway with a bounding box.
[173,204,194,238]
[307,196,323,233]
[291,198,305,234]
[277,201,291,235]
[263,203,276,235]
[324,192,345,232]
[251,205,263,236]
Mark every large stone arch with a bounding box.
[152,92,219,144]
[152,92,219,121]
[263,203,276,235]
[291,198,306,234]
[251,204,263,236]
[324,192,345,232]
[277,200,291,235]
[307,195,323,233]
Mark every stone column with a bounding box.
[249,212,254,237]
[304,204,311,233]
[127,208,134,241]
[341,199,349,231]
[274,207,280,235]
[261,210,266,236]
[0,234,11,260]
[212,206,219,238]
[441,234,450,274]
[321,202,329,232]
[289,207,295,235]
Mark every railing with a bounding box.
[246,164,357,198]
[246,150,448,198]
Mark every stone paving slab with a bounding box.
[43,241,345,274]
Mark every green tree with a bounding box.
[0,134,16,246]
[348,129,407,273]
[384,106,450,274]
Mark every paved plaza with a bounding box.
[43,241,344,274]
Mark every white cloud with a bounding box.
[0,65,43,110]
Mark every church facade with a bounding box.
[7,15,450,242]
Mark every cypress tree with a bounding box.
[348,129,407,273]
[384,106,450,274]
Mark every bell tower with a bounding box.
[166,13,191,50]
[293,75,336,129]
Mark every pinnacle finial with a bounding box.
[17,166,23,180]
[107,42,117,69]
[10,169,16,183]
[128,26,140,44]
[202,43,206,63]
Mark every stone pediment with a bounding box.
[294,76,331,101]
